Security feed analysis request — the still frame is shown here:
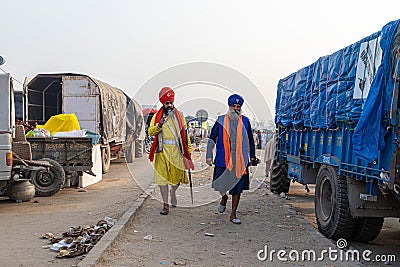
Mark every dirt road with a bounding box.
[1,148,398,266]
[98,162,343,267]
[0,158,150,267]
[96,149,400,267]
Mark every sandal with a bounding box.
[160,204,169,215]
[230,218,241,224]
[217,203,226,213]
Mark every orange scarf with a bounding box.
[223,114,247,178]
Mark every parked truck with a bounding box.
[0,72,62,201]
[23,73,143,173]
[273,20,400,242]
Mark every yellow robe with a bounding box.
[148,114,192,185]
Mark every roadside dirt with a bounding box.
[0,159,147,267]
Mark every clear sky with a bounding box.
[1,0,399,123]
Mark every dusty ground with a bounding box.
[96,149,342,267]
[97,147,399,267]
[98,165,341,267]
[1,146,398,267]
[0,158,150,267]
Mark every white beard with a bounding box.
[227,109,240,121]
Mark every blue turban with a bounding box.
[228,94,244,106]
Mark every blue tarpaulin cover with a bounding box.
[275,20,400,162]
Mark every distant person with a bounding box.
[257,130,262,149]
[148,87,194,215]
[253,130,258,149]
[189,126,196,144]
[264,133,276,177]
[206,94,256,224]
[261,130,267,150]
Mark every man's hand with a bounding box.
[158,116,168,128]
[206,158,213,166]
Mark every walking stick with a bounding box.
[189,169,193,204]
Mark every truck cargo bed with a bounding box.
[27,137,93,172]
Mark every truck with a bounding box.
[0,72,63,201]
[23,73,143,173]
[273,20,400,242]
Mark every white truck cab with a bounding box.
[0,73,14,184]
[0,71,35,201]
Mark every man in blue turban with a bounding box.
[228,94,244,107]
[206,93,256,224]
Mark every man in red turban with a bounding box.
[148,87,194,215]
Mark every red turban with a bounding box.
[159,87,175,104]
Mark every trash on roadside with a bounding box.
[160,261,168,265]
[173,260,186,265]
[41,217,115,258]
[219,252,226,255]
[280,192,286,198]
[144,234,153,240]
[41,232,55,239]
[204,233,214,237]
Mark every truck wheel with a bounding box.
[135,139,143,158]
[7,180,36,202]
[315,165,355,240]
[30,158,65,197]
[269,159,290,193]
[102,144,111,174]
[351,217,384,243]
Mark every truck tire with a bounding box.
[135,139,143,158]
[30,158,65,197]
[351,217,384,243]
[7,180,36,202]
[102,144,111,174]
[315,165,355,240]
[269,159,290,193]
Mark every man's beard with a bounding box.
[164,106,174,115]
[227,109,240,121]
